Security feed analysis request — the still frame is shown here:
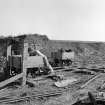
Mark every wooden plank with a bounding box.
[11,55,22,57]
[36,50,54,73]
[0,73,23,88]
[55,68,72,72]
[26,56,44,68]
[53,67,64,70]
[81,73,102,88]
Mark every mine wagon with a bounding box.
[0,37,54,88]
[6,39,53,78]
[51,49,75,67]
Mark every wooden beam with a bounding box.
[81,73,102,88]
[0,73,23,88]
[36,50,54,73]
[22,43,28,86]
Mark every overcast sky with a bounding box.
[0,0,105,41]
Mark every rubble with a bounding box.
[0,35,105,105]
[54,77,78,87]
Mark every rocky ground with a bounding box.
[0,67,102,105]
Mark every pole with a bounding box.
[22,42,28,86]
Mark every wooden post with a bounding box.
[22,42,28,86]
[88,92,97,105]
[7,45,12,61]
[7,45,12,75]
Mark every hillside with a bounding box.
[0,34,105,68]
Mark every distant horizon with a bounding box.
[0,33,105,43]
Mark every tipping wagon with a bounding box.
[51,49,75,67]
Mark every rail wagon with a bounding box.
[51,49,75,67]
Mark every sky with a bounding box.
[0,0,105,41]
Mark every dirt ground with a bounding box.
[0,69,104,105]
